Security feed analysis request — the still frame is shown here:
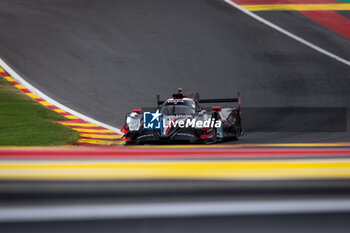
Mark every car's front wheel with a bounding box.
[204,127,217,144]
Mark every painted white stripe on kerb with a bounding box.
[1,199,350,222]
[0,58,122,134]
[222,0,350,67]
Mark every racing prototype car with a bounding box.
[121,89,243,144]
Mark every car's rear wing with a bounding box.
[156,95,164,105]
[199,92,241,108]
[157,91,241,107]
[156,92,199,105]
[199,98,238,103]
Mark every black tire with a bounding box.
[234,119,241,141]
[204,125,218,144]
[124,140,140,145]
[212,126,218,143]
[205,112,218,144]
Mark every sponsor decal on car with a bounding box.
[143,110,221,131]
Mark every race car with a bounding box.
[121,88,243,144]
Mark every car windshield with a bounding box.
[160,100,195,115]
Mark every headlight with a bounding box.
[126,117,140,131]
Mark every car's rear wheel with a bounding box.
[212,127,218,143]
[234,119,241,140]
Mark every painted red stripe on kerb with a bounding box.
[58,119,88,123]
[68,126,110,130]
[80,137,117,141]
[19,89,30,93]
[300,11,350,39]
[60,112,73,116]
[0,148,350,159]
[79,132,119,135]
[46,105,60,110]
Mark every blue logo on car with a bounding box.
[143,110,162,129]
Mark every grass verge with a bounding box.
[0,77,80,146]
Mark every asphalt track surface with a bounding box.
[0,0,350,143]
[2,213,350,233]
[1,0,350,231]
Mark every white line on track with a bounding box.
[1,199,350,222]
[222,0,350,67]
[0,58,122,134]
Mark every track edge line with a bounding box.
[222,0,350,67]
[0,58,122,135]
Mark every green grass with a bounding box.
[0,77,80,146]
